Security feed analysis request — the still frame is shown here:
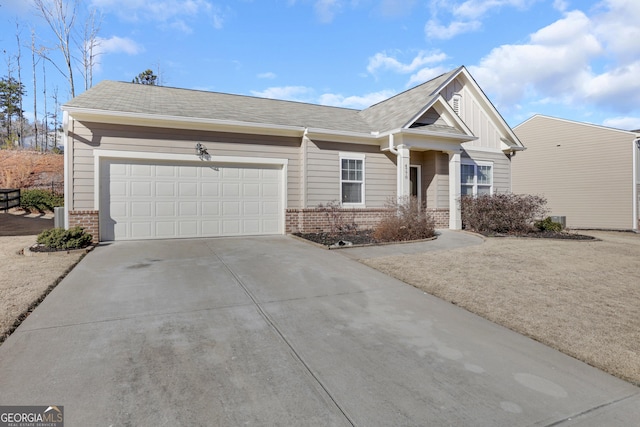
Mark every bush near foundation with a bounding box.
[36,227,92,250]
[20,189,64,213]
[535,216,563,233]
[460,194,548,234]
[373,196,435,242]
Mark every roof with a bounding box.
[358,67,462,130]
[63,67,467,135]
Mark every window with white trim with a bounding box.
[461,161,493,196]
[340,154,365,205]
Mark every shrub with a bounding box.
[20,189,64,212]
[460,193,548,234]
[316,200,358,236]
[36,226,92,250]
[535,216,563,232]
[373,196,435,242]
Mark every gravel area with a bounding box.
[361,230,640,385]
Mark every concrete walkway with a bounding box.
[0,235,638,425]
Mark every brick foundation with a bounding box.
[68,210,100,243]
[285,207,393,234]
[286,207,451,233]
[427,208,450,229]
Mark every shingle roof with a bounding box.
[359,67,461,131]
[64,67,463,135]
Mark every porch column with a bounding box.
[448,150,462,229]
[397,144,411,199]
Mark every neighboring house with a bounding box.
[513,115,640,231]
[61,66,524,241]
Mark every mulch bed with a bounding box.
[295,228,596,247]
[483,230,597,240]
[293,230,380,247]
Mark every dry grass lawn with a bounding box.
[0,236,86,342]
[362,230,640,386]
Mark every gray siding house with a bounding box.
[513,115,640,231]
[62,66,524,241]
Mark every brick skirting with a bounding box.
[427,208,450,229]
[68,210,100,243]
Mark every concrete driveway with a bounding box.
[0,235,638,425]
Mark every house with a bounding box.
[513,115,640,231]
[61,66,524,242]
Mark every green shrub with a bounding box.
[535,216,563,232]
[460,193,548,234]
[374,196,435,242]
[37,227,92,250]
[20,189,64,212]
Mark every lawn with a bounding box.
[361,230,640,386]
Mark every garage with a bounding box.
[99,158,284,241]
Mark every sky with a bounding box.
[2,0,640,131]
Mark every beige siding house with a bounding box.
[513,115,640,231]
[62,66,524,241]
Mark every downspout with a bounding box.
[633,138,640,231]
[62,110,70,229]
[388,133,399,155]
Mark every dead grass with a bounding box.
[0,236,85,343]
[361,230,640,386]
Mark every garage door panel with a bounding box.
[178,182,198,197]
[131,202,152,217]
[131,164,152,177]
[101,160,283,240]
[131,181,152,197]
[156,182,175,196]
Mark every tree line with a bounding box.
[1,0,158,151]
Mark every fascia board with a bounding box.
[303,127,379,144]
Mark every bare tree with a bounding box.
[30,29,41,150]
[15,22,24,147]
[33,0,79,98]
[79,8,101,91]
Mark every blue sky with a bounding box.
[2,0,640,130]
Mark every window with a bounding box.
[461,162,492,196]
[340,154,365,205]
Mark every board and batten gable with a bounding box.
[439,76,514,195]
[68,120,302,211]
[513,115,637,230]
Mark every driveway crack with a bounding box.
[213,252,356,427]
[544,392,640,426]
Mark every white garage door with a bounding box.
[100,159,283,241]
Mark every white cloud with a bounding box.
[453,0,530,20]
[258,72,277,79]
[319,90,396,109]
[425,0,536,39]
[314,0,342,23]
[90,0,226,30]
[367,50,448,74]
[468,2,640,124]
[425,19,481,39]
[407,66,451,86]
[97,36,143,55]
[602,116,640,131]
[251,86,315,102]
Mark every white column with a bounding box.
[397,144,411,200]
[448,150,462,229]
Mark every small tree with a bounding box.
[0,76,26,145]
[132,69,158,85]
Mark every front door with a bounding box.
[410,165,421,204]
